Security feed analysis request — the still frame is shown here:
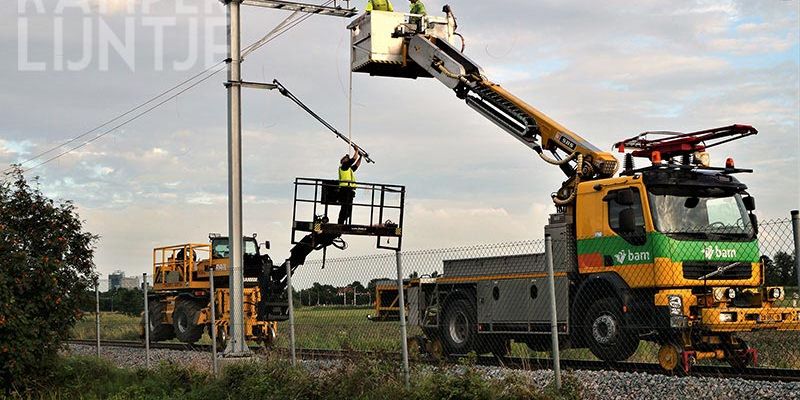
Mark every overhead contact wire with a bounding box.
[3,60,226,174]
[23,65,227,172]
[12,1,331,174]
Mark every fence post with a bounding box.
[286,260,297,366]
[142,273,150,369]
[209,267,219,376]
[395,250,411,390]
[792,210,800,290]
[545,235,562,390]
[95,282,100,358]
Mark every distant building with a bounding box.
[108,270,140,290]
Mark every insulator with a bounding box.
[624,153,635,172]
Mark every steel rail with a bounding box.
[67,340,800,382]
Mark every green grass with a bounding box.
[70,307,799,369]
[11,355,581,400]
[71,312,142,341]
[273,306,423,351]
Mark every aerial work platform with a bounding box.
[348,10,457,79]
[291,177,405,251]
[257,178,406,321]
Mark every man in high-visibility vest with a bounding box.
[365,0,394,12]
[338,145,363,224]
[408,0,426,15]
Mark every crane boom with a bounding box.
[404,34,618,204]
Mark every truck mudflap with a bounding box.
[699,306,800,332]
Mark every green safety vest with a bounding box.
[409,2,426,15]
[366,0,394,12]
[339,167,356,188]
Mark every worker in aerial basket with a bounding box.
[365,0,394,12]
[338,145,362,225]
[408,0,426,15]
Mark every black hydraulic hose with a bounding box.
[273,79,374,164]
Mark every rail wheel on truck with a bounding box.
[723,338,755,370]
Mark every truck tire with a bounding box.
[441,299,477,355]
[142,299,175,342]
[173,299,205,344]
[584,297,639,362]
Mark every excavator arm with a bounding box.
[404,34,618,205]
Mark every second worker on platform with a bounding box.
[338,145,363,224]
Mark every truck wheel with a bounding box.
[441,299,476,355]
[584,297,639,362]
[173,299,205,344]
[141,300,174,342]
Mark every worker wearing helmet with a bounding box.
[338,145,362,224]
[365,0,394,12]
[409,0,426,15]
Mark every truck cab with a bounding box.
[206,234,273,278]
[572,166,797,369]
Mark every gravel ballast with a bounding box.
[67,344,800,399]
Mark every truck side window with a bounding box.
[607,188,647,246]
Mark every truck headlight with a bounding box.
[668,295,683,315]
[719,312,737,322]
[726,288,737,300]
[768,287,784,301]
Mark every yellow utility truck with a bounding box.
[353,9,800,372]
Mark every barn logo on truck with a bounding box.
[614,249,651,264]
[702,246,737,260]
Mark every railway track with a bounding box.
[68,339,800,382]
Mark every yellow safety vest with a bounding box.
[339,167,356,188]
[366,0,394,12]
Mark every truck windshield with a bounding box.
[648,191,753,239]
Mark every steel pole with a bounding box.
[395,250,410,390]
[225,0,248,357]
[545,236,562,390]
[95,282,100,358]
[209,268,219,375]
[143,273,150,368]
[286,261,297,366]
[792,210,800,290]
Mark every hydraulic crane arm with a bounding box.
[405,35,619,204]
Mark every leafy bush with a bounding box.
[0,169,97,393]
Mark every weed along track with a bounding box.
[68,339,800,383]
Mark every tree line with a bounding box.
[765,251,798,287]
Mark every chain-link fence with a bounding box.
[71,214,800,378]
[279,214,799,374]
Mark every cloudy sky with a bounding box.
[2,0,798,281]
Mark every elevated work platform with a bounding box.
[257,178,406,322]
[291,177,405,251]
[348,10,456,79]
